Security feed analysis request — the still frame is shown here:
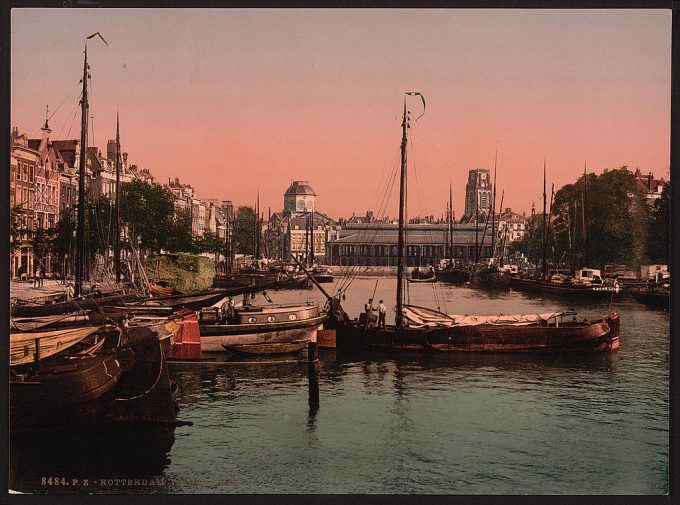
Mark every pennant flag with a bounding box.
[405,92,426,121]
[86,32,109,46]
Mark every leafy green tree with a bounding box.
[165,208,195,253]
[120,179,175,254]
[509,213,546,269]
[647,181,670,264]
[512,167,651,271]
[555,168,649,269]
[233,206,256,255]
[9,205,24,255]
[195,230,223,255]
[30,227,56,273]
[52,209,76,274]
[85,195,115,258]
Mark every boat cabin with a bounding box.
[575,268,603,285]
[199,300,320,325]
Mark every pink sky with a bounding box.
[11,9,670,219]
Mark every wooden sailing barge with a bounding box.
[509,275,621,300]
[10,41,180,433]
[629,287,669,310]
[509,164,620,300]
[198,299,326,352]
[317,94,620,354]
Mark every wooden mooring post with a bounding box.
[307,340,320,408]
[34,338,41,364]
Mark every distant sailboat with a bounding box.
[435,182,470,285]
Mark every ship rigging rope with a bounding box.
[21,80,82,139]
[17,69,139,305]
[11,252,113,322]
[337,163,398,293]
[420,132,466,194]
[332,151,398,290]
[405,129,447,312]
[48,79,83,125]
[333,149,401,295]
[335,132,404,289]
[113,339,165,401]
[63,96,82,140]
[56,90,83,140]
[334,157,399,294]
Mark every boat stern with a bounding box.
[604,311,621,351]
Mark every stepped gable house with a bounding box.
[10,128,38,279]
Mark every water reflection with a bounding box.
[9,281,668,494]
[332,346,614,375]
[10,423,176,494]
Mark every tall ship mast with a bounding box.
[114,112,121,283]
[312,93,619,354]
[74,46,89,297]
[395,99,409,328]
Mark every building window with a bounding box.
[29,165,34,182]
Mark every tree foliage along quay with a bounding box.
[9,205,27,255]
[39,179,248,274]
[233,205,257,255]
[646,181,670,264]
[120,179,176,254]
[510,167,667,271]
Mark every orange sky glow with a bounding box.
[11,9,671,219]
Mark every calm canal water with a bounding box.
[10,277,669,494]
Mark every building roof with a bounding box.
[288,211,333,228]
[284,180,316,196]
[52,139,79,168]
[332,228,488,246]
[634,169,665,194]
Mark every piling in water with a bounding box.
[307,341,319,408]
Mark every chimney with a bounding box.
[648,173,653,189]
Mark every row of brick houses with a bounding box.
[11,124,667,277]
[10,123,236,279]
[9,122,172,279]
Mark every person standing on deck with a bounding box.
[364,298,375,328]
[378,300,387,328]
